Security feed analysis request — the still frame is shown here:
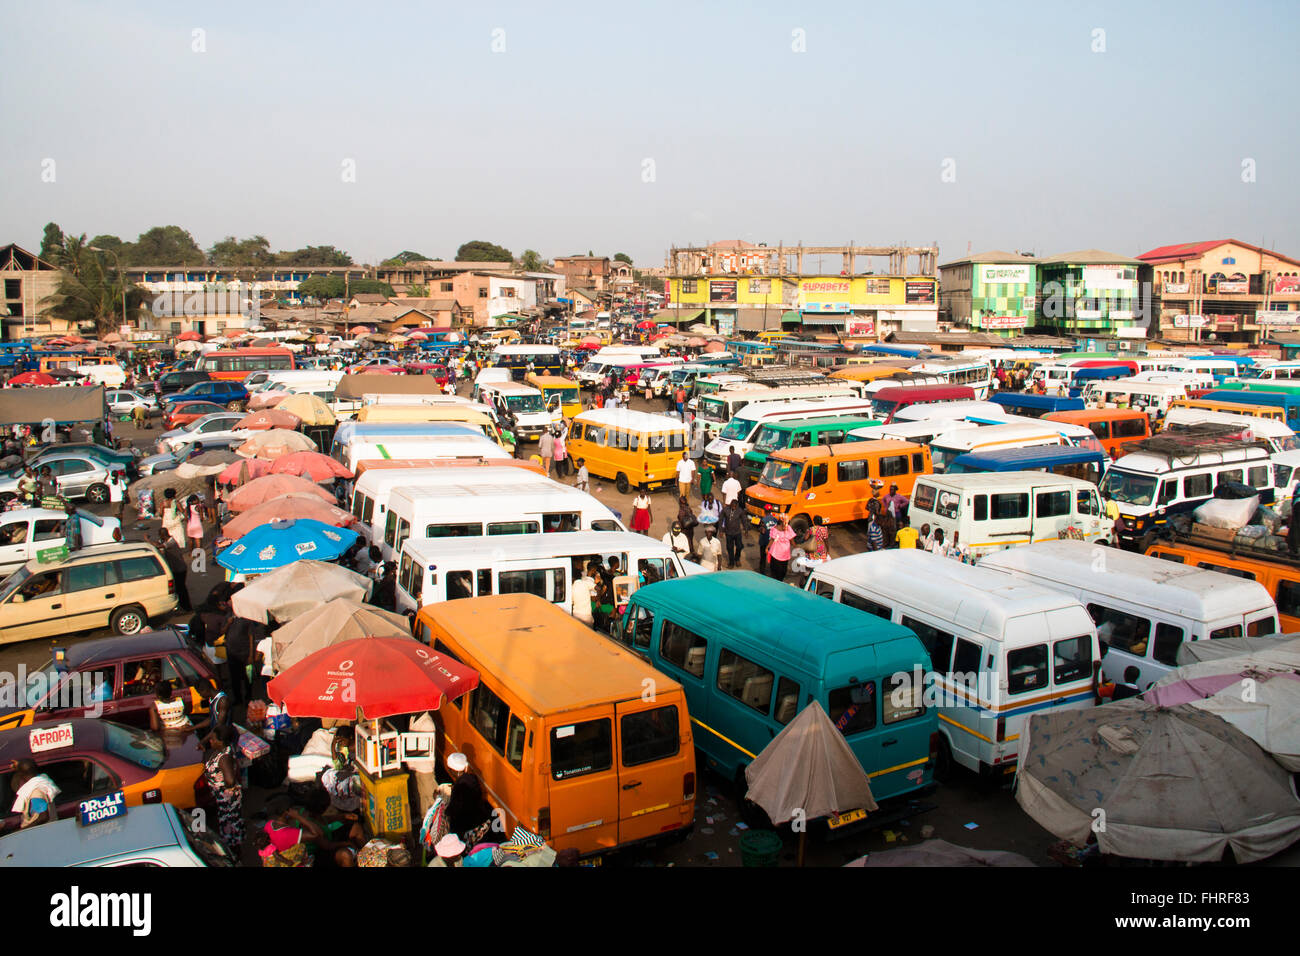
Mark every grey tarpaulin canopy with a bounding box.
[334,374,446,401]
[1175,634,1300,666]
[0,386,105,426]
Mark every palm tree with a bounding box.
[40,234,149,337]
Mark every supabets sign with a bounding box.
[801,280,851,295]
[978,264,1032,285]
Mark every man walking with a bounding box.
[721,469,743,509]
[720,500,744,569]
[675,451,696,500]
[538,428,555,477]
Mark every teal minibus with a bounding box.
[740,415,883,485]
[614,571,936,810]
[1201,389,1300,430]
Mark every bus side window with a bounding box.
[1159,480,1177,505]
[446,571,473,600]
[973,494,988,521]
[477,569,492,595]
[802,463,828,489]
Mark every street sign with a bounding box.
[78,790,126,826]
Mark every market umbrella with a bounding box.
[266,636,479,720]
[127,470,211,502]
[46,367,83,380]
[686,336,708,347]
[276,392,336,426]
[248,390,289,410]
[407,331,427,341]
[177,331,203,341]
[232,559,372,624]
[845,840,1036,867]
[189,450,240,468]
[1016,699,1300,864]
[270,599,412,672]
[1175,635,1300,667]
[226,473,335,511]
[1147,659,1300,771]
[216,518,358,577]
[744,700,877,865]
[268,451,353,482]
[175,340,203,353]
[703,340,726,353]
[350,325,372,336]
[236,428,318,460]
[222,497,356,539]
[8,372,57,386]
[175,459,229,479]
[235,408,302,431]
[102,332,122,343]
[217,457,273,486]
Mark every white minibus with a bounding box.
[1162,407,1299,453]
[980,540,1279,689]
[927,422,1065,474]
[702,397,876,471]
[695,385,862,440]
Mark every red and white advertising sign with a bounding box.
[845,319,875,337]
[982,315,1028,329]
[30,723,75,753]
[1274,276,1300,295]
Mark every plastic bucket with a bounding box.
[739,829,783,867]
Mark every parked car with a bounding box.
[153,369,210,398]
[27,442,139,474]
[105,389,158,417]
[159,380,249,412]
[156,412,248,454]
[0,628,218,732]
[0,720,205,836]
[138,436,242,476]
[163,400,229,431]
[0,508,121,575]
[0,541,178,644]
[0,803,230,867]
[0,452,129,504]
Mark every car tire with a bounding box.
[226,400,245,413]
[934,735,956,785]
[111,605,148,636]
[85,483,110,504]
[615,473,630,495]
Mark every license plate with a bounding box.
[827,808,867,830]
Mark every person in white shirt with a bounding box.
[675,452,697,499]
[721,472,743,507]
[405,712,439,819]
[697,525,722,571]
[570,565,596,625]
[662,522,691,557]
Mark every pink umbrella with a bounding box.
[222,497,357,539]
[217,458,273,486]
[248,390,289,410]
[268,452,354,482]
[227,474,335,512]
[407,331,428,341]
[236,409,302,431]
[350,325,371,336]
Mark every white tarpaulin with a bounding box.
[1017,699,1300,864]
[231,559,372,624]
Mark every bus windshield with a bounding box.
[698,397,730,423]
[1099,469,1157,506]
[751,424,788,454]
[718,417,756,442]
[505,394,545,413]
[760,459,801,491]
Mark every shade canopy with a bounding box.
[236,428,318,459]
[271,599,413,672]
[226,473,335,511]
[221,497,356,539]
[268,451,353,482]
[231,558,372,624]
[216,518,358,575]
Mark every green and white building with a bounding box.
[1035,249,1149,340]
[938,251,1039,336]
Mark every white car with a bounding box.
[0,508,121,574]
[105,390,157,417]
[157,412,249,454]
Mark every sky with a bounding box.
[2,0,1297,269]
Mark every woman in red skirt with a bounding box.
[630,485,653,535]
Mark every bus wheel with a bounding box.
[615,473,630,495]
[934,736,955,784]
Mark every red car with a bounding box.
[164,400,228,430]
[403,362,449,385]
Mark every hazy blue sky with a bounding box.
[2,0,1297,268]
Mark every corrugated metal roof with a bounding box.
[1038,249,1145,266]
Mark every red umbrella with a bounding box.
[216,458,273,486]
[635,320,656,330]
[703,340,725,352]
[8,372,57,386]
[266,636,479,719]
[269,451,354,482]
[349,325,371,336]
[407,331,428,341]
[235,408,302,431]
[222,497,356,539]
[227,474,335,512]
[177,331,203,341]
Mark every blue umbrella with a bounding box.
[217,518,359,576]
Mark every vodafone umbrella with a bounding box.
[8,372,57,386]
[269,451,353,482]
[236,428,317,460]
[236,409,302,431]
[222,497,356,539]
[217,457,273,486]
[266,636,479,720]
[227,473,334,511]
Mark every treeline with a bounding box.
[37,223,354,269]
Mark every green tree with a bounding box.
[88,235,128,259]
[277,245,354,267]
[456,240,512,262]
[379,250,429,267]
[209,235,277,266]
[41,234,149,336]
[519,249,545,271]
[408,284,428,297]
[129,225,206,266]
[614,252,632,264]
[38,222,64,262]
[296,276,393,300]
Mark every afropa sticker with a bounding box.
[295,541,318,556]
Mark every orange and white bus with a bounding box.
[194,347,295,382]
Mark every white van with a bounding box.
[1247,360,1300,382]
[1169,358,1240,382]
[74,364,127,388]
[908,471,1114,556]
[702,397,876,471]
[1083,379,1187,417]
[807,550,1101,778]
[475,381,553,441]
[380,477,625,561]
[471,367,512,399]
[980,540,1279,689]
[343,436,507,476]
[907,359,994,399]
[350,461,527,542]
[849,419,981,448]
[928,422,1065,474]
[248,369,344,391]
[1097,436,1274,544]
[695,385,862,440]
[1030,363,1081,390]
[1162,407,1299,453]
[857,373,945,398]
[888,400,1008,425]
[395,531,694,615]
[1128,370,1216,392]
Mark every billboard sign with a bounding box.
[978,264,1032,285]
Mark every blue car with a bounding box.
[159,380,249,412]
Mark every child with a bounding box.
[575,457,589,493]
